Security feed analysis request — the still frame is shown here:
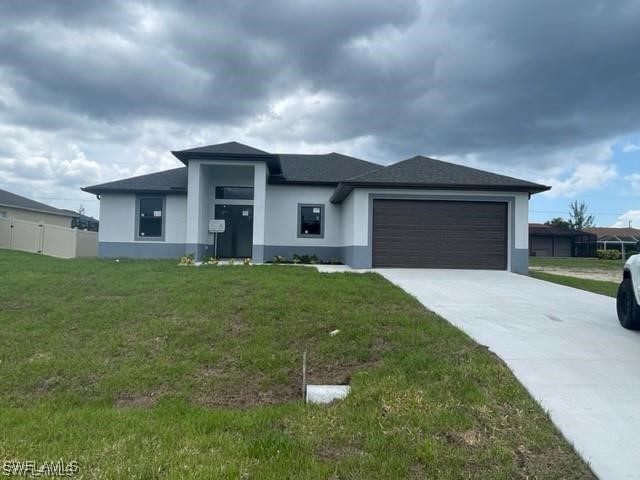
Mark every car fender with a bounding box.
[623,254,640,305]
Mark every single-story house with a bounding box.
[529,223,597,257]
[584,227,640,256]
[0,188,74,227]
[82,141,549,272]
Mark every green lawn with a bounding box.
[0,250,593,479]
[529,256,625,270]
[529,271,618,298]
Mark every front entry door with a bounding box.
[214,204,254,258]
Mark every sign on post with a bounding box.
[208,219,225,233]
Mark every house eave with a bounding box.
[81,187,187,196]
[171,151,283,176]
[330,182,551,203]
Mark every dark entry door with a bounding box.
[372,200,508,269]
[213,204,254,258]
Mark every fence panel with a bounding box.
[0,217,11,249]
[0,217,98,258]
[11,218,43,254]
[75,230,98,257]
[42,224,77,258]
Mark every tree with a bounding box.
[569,200,594,230]
[545,217,571,228]
[78,205,86,216]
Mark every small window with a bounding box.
[138,197,163,238]
[299,204,323,237]
[0,211,6,218]
[215,186,254,200]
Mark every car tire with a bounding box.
[617,277,640,330]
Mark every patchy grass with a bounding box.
[530,256,625,270]
[530,270,618,298]
[0,250,593,479]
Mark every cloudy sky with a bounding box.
[1,0,639,225]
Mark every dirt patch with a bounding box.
[115,392,158,409]
[530,266,621,282]
[193,354,382,407]
[194,383,301,408]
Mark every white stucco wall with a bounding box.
[513,192,529,249]
[264,184,342,247]
[99,193,135,242]
[98,193,186,243]
[340,192,356,247]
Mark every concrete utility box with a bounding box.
[306,385,350,404]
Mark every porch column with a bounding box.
[252,163,267,263]
[186,161,202,258]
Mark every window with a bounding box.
[0,211,6,218]
[137,197,164,239]
[298,204,324,238]
[215,186,254,200]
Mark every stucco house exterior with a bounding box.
[82,142,549,273]
[0,188,74,227]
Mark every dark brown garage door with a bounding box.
[372,200,508,269]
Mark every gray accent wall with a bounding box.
[99,241,186,259]
[341,245,370,269]
[511,248,529,274]
[262,245,342,263]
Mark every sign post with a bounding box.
[208,219,226,259]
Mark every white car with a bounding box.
[618,253,640,329]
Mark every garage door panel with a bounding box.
[372,200,507,269]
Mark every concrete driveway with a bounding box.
[377,269,640,480]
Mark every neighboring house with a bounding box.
[0,188,74,227]
[62,210,100,232]
[584,227,640,256]
[529,223,597,257]
[82,141,549,272]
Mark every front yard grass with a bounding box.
[529,271,618,298]
[529,256,625,270]
[0,250,593,478]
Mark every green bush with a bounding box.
[596,249,621,260]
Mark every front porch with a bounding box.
[185,160,267,262]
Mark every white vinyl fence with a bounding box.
[0,217,97,258]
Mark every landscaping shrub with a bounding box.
[596,249,621,260]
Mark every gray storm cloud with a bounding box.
[0,0,639,214]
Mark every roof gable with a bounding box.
[172,141,269,157]
[346,155,548,190]
[0,188,74,217]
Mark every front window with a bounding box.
[299,204,323,237]
[215,186,254,200]
[138,197,163,238]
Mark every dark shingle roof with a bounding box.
[275,153,379,184]
[330,155,549,202]
[82,142,549,198]
[82,167,188,195]
[529,223,593,237]
[0,188,75,217]
[172,141,269,156]
[346,155,548,190]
